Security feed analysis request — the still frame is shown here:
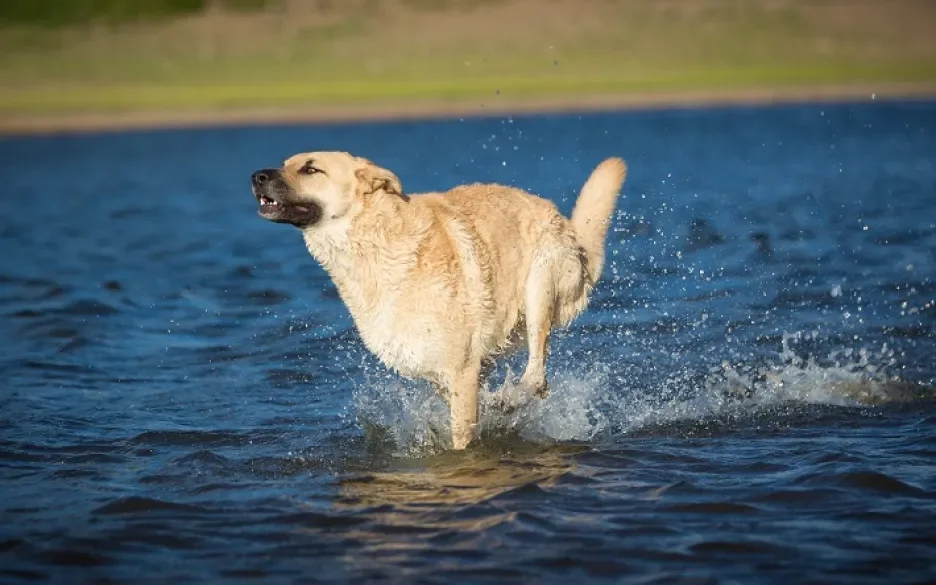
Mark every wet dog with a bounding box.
[251,152,626,449]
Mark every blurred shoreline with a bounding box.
[3,0,935,136]
[3,81,936,137]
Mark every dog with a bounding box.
[251,152,626,449]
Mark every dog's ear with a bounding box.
[355,160,406,201]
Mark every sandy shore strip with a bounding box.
[2,82,935,137]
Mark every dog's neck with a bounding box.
[301,192,427,315]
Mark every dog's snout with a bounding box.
[252,169,278,187]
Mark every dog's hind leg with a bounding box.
[518,251,556,399]
[519,230,592,399]
[449,362,481,450]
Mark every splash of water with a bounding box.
[349,366,611,457]
[349,333,929,457]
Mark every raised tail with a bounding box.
[571,157,627,283]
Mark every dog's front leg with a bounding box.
[448,363,480,450]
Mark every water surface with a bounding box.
[1,101,935,584]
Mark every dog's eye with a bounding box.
[300,161,321,175]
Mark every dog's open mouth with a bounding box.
[258,194,282,211]
[257,193,283,217]
[256,192,322,227]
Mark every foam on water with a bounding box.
[349,332,930,457]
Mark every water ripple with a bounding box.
[2,102,936,584]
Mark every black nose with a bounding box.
[252,169,277,187]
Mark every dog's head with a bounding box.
[250,151,405,228]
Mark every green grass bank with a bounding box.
[2,0,935,132]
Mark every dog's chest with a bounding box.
[354,304,445,380]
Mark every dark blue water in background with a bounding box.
[1,101,935,584]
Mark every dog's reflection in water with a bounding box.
[337,443,583,510]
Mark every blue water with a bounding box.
[1,101,935,584]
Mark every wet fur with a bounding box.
[253,152,627,449]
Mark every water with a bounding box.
[2,101,935,584]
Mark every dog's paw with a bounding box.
[518,375,549,400]
[532,380,550,399]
